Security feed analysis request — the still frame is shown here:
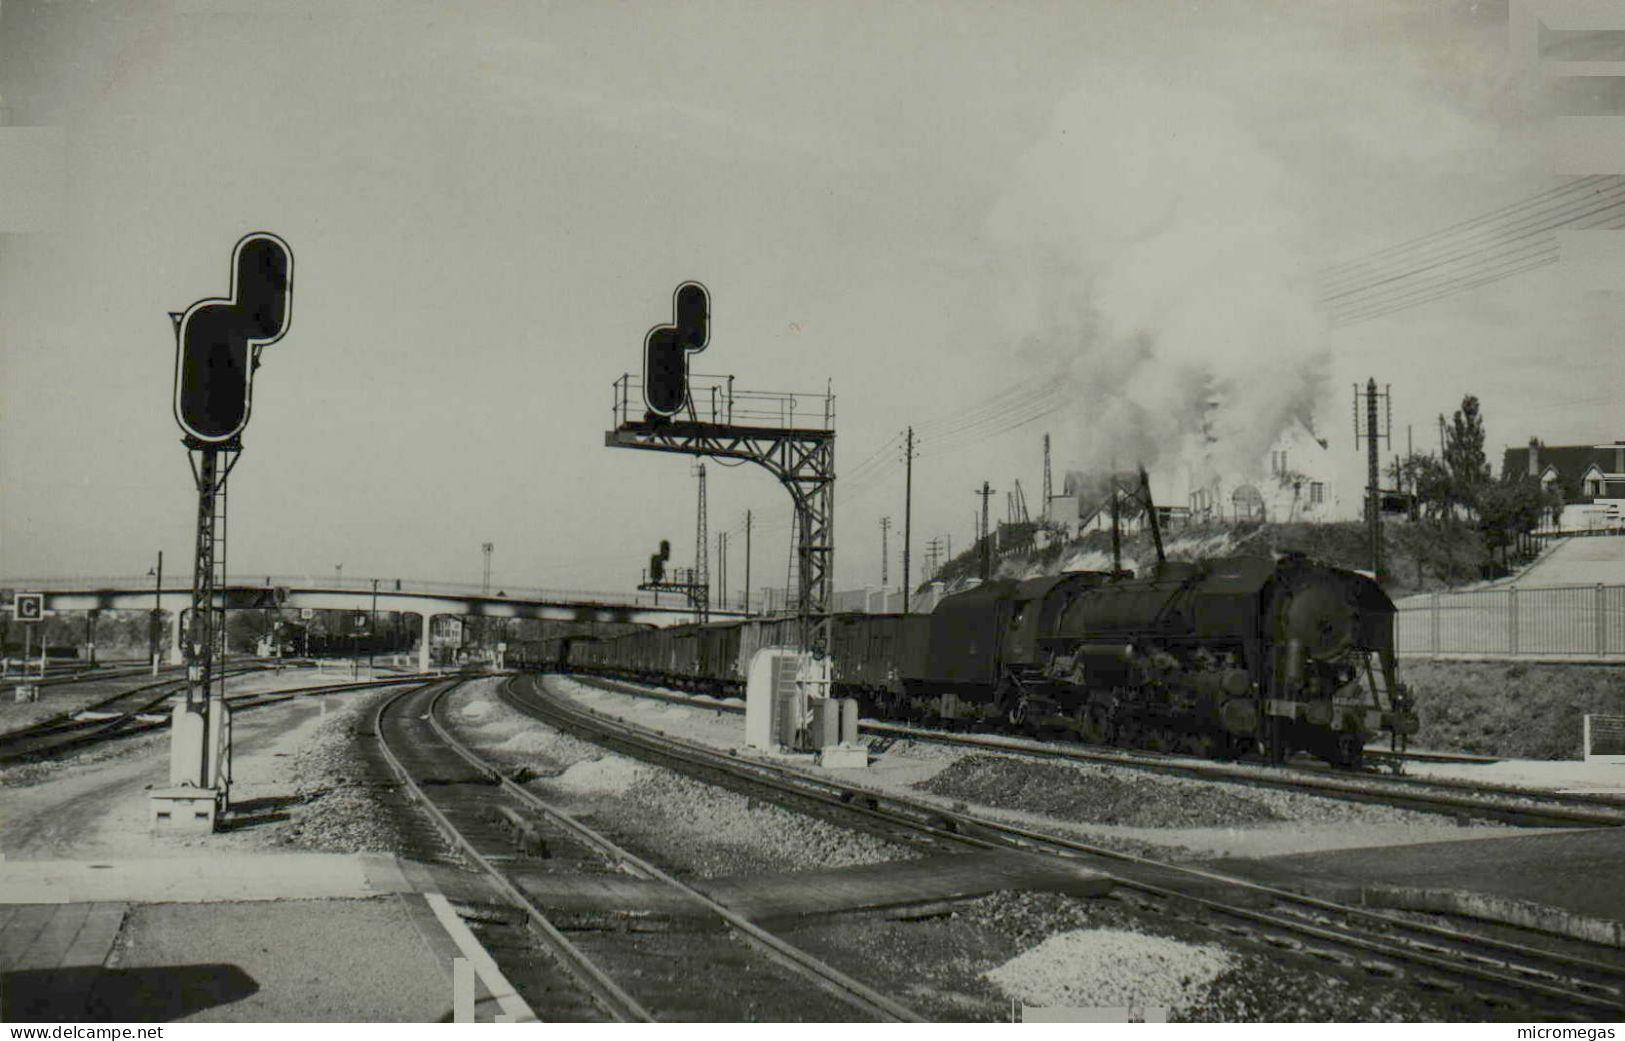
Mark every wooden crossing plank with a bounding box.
[58,903,125,968]
[17,903,92,971]
[0,906,58,972]
[2,903,125,1021]
[508,873,697,916]
[703,850,1111,921]
[511,851,1111,925]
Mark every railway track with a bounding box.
[508,674,1625,1021]
[0,670,436,764]
[559,672,1625,829]
[372,679,924,1023]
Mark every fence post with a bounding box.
[1508,586,1518,656]
[1430,593,1440,656]
[1599,584,1608,657]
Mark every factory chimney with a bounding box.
[1528,437,1540,479]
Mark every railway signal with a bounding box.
[642,281,709,417]
[172,232,294,443]
[158,231,295,834]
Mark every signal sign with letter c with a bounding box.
[14,593,43,622]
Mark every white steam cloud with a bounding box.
[989,73,1329,489]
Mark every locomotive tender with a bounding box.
[527,552,1418,767]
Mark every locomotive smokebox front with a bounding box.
[1278,574,1358,661]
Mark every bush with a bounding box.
[1402,661,1625,759]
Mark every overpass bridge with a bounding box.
[1,577,744,673]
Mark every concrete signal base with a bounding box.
[150,787,219,833]
[817,743,868,768]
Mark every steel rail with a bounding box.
[0,671,441,763]
[557,672,1625,827]
[442,681,924,1024]
[509,676,1625,1019]
[371,680,653,1023]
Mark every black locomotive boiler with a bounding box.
[884,553,1416,766]
[524,552,1417,767]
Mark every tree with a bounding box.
[1389,453,1453,521]
[1443,396,1490,514]
[1477,476,1561,566]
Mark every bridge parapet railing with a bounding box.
[1395,582,1625,659]
[0,576,664,609]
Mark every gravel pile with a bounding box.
[953,891,1448,1022]
[984,928,1233,1015]
[450,686,604,771]
[550,756,646,796]
[443,683,915,878]
[592,769,914,878]
[915,754,1451,830]
[917,755,1285,827]
[274,692,406,852]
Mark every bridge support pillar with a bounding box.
[419,613,434,673]
[168,610,185,665]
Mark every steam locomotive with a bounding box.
[519,552,1418,767]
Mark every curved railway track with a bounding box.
[559,672,1625,829]
[0,669,436,763]
[373,678,925,1023]
[508,674,1625,1021]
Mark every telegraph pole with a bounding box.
[1355,380,1391,577]
[481,543,493,595]
[744,509,752,616]
[879,516,891,588]
[976,481,995,580]
[902,427,914,612]
[1042,433,1052,511]
[717,531,727,612]
[693,463,708,621]
[149,550,163,676]
[369,578,378,677]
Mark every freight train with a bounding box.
[511,552,1418,767]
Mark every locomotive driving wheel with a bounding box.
[1333,731,1364,769]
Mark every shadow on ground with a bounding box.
[2,964,259,1021]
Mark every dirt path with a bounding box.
[1,692,363,859]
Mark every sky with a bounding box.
[1,0,1620,601]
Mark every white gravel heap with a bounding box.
[984,928,1232,1015]
[552,755,646,795]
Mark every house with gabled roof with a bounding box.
[1501,438,1625,502]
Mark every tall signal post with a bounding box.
[901,428,915,612]
[692,463,708,618]
[161,231,293,831]
[607,283,833,651]
[481,543,493,595]
[1354,380,1392,578]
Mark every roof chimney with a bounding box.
[1528,437,1540,478]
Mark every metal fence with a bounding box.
[1395,583,1625,659]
